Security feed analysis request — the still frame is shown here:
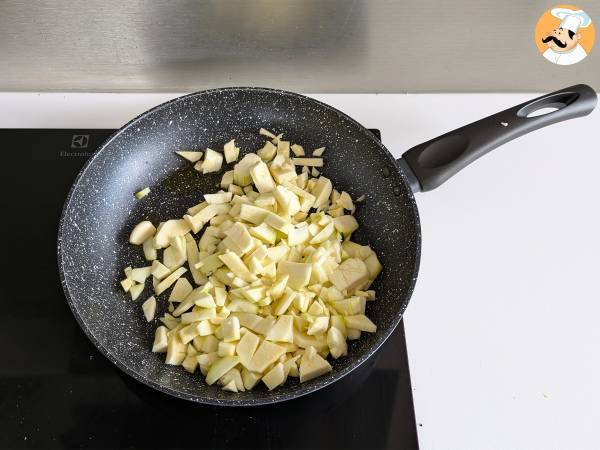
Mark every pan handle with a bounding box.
[397,84,597,192]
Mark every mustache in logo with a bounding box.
[542,35,567,48]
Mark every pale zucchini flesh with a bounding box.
[120,129,382,393]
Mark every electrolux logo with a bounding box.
[71,134,89,149]
[60,134,93,157]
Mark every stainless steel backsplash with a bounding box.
[1,0,598,92]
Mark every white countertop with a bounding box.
[3,92,599,449]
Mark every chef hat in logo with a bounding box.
[551,7,592,33]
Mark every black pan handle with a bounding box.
[397,84,597,192]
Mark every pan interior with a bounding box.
[58,88,420,405]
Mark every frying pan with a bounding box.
[58,84,596,406]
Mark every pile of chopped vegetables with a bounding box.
[121,128,382,393]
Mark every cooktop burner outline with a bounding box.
[0,128,418,450]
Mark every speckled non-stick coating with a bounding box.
[57,87,421,406]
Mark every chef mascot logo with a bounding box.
[535,5,595,65]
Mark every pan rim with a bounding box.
[57,86,422,406]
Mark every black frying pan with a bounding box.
[58,85,596,406]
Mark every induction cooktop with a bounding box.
[0,128,419,450]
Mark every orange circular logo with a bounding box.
[535,4,595,65]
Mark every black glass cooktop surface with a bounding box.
[0,129,418,450]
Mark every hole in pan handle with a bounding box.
[397,84,597,193]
